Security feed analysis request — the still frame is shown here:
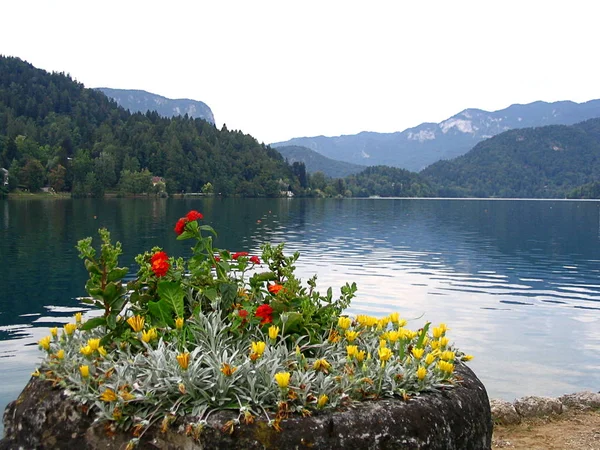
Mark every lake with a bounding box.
[1,197,600,431]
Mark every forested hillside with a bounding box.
[0,56,303,197]
[276,145,366,178]
[422,119,600,198]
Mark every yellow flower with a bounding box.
[425,353,436,365]
[439,336,450,348]
[56,349,65,360]
[177,352,190,370]
[417,366,427,381]
[378,347,393,362]
[64,323,77,335]
[175,317,184,330]
[397,319,408,327]
[99,388,118,402]
[405,330,418,340]
[430,340,441,350]
[50,327,58,337]
[80,345,94,356]
[313,358,331,372]
[141,328,158,343]
[388,312,400,323]
[328,330,341,343]
[387,330,400,343]
[268,325,280,340]
[356,350,366,362]
[441,351,455,361]
[127,315,145,332]
[39,335,52,351]
[377,317,390,329]
[438,360,454,374]
[251,341,266,357]
[119,388,135,401]
[462,354,474,361]
[345,330,359,342]
[379,339,387,348]
[74,312,83,324]
[87,338,100,351]
[337,316,352,330]
[432,327,444,339]
[274,371,291,388]
[31,368,41,377]
[98,346,107,357]
[438,323,449,333]
[79,365,89,378]
[317,394,329,408]
[346,345,359,359]
[220,363,238,376]
[356,315,378,328]
[411,348,424,360]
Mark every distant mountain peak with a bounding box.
[97,88,215,124]
[273,99,600,171]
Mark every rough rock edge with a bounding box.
[0,363,492,450]
[490,391,600,425]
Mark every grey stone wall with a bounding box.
[1,363,492,450]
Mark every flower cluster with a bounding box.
[35,210,473,439]
[174,210,203,235]
[150,251,169,277]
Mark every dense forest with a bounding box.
[3,56,600,200]
[421,119,600,198]
[0,56,304,197]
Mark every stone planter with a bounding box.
[1,363,492,449]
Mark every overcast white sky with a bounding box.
[1,1,599,144]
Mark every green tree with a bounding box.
[21,158,45,191]
[48,164,66,192]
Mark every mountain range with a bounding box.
[96,88,215,124]
[422,117,600,198]
[273,100,600,171]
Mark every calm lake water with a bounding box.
[1,197,600,430]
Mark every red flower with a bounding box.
[214,255,221,262]
[151,258,170,277]
[186,210,203,221]
[268,284,284,295]
[255,304,273,325]
[174,218,188,235]
[150,251,168,264]
[249,255,261,264]
[232,252,249,260]
[238,309,249,319]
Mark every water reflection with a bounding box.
[1,198,599,427]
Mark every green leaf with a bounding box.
[157,281,185,318]
[84,259,101,275]
[80,317,106,331]
[416,322,431,348]
[199,225,217,236]
[250,272,277,284]
[102,282,119,304]
[176,230,195,240]
[148,301,171,327]
[203,288,218,302]
[79,297,95,305]
[106,313,117,330]
[107,267,129,282]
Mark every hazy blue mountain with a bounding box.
[97,88,215,124]
[276,145,366,178]
[272,100,600,171]
[421,118,600,198]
